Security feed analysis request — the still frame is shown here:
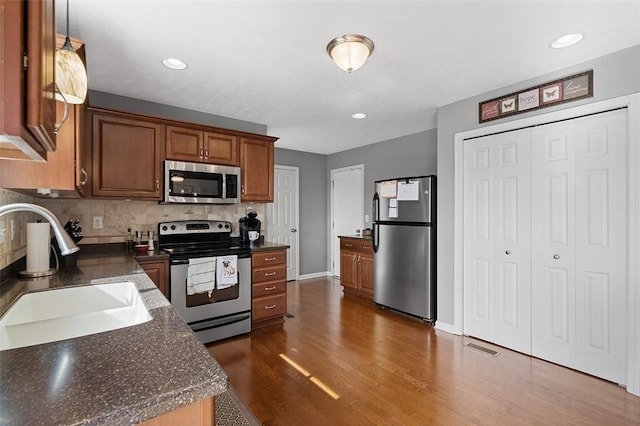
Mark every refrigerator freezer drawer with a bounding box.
[374,223,435,320]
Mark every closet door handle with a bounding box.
[505,250,511,255]
[553,254,560,260]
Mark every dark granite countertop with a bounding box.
[339,234,373,240]
[0,249,227,425]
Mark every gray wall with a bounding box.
[436,45,640,327]
[327,128,438,228]
[89,90,267,135]
[274,148,328,276]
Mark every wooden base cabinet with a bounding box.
[251,249,287,329]
[138,258,169,299]
[339,237,374,299]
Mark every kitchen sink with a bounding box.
[0,282,152,351]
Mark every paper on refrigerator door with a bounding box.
[380,180,397,198]
[397,181,420,200]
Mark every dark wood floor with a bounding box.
[208,277,640,425]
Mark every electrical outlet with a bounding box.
[364,214,370,222]
[92,216,104,229]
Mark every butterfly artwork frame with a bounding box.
[479,70,593,123]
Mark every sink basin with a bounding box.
[0,282,152,351]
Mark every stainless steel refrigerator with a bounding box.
[372,175,436,322]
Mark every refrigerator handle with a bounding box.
[372,192,380,253]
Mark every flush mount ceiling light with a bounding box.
[352,113,367,119]
[550,33,584,49]
[327,34,374,73]
[162,58,188,70]
[55,0,88,104]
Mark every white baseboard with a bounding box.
[297,271,332,281]
[435,321,460,335]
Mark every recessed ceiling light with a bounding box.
[162,58,188,70]
[550,33,584,49]
[352,113,367,119]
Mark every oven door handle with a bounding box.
[189,313,251,332]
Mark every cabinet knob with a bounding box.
[204,148,209,159]
[155,180,160,191]
[199,148,204,159]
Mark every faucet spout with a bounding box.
[0,203,80,255]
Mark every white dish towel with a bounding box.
[187,257,216,297]
[216,255,238,289]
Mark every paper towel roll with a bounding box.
[26,223,51,273]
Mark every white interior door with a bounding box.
[266,166,299,281]
[463,129,532,353]
[331,165,363,277]
[531,109,628,384]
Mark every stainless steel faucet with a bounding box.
[0,203,80,255]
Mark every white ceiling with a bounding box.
[57,1,640,155]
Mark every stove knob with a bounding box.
[218,224,223,229]
[224,223,230,229]
[170,225,176,231]
[161,225,168,231]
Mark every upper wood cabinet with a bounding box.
[240,136,277,202]
[0,35,88,197]
[0,0,57,160]
[91,111,165,199]
[166,125,239,166]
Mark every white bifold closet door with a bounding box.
[463,129,532,354]
[463,108,628,385]
[531,109,628,384]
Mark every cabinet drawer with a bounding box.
[252,264,286,284]
[340,238,373,253]
[252,280,287,298]
[252,293,286,322]
[251,250,286,267]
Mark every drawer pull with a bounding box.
[264,286,277,291]
[265,304,277,310]
[345,243,353,247]
[361,246,371,250]
[264,272,277,277]
[264,256,277,261]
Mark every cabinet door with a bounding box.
[25,0,56,152]
[358,251,374,296]
[166,125,204,162]
[340,250,357,290]
[240,137,274,202]
[92,113,164,199]
[204,132,238,165]
[139,260,169,299]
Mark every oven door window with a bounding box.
[169,170,223,198]
[185,273,240,307]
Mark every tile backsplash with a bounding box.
[37,198,265,244]
[1,188,265,269]
[0,189,37,269]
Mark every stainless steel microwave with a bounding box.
[164,160,241,204]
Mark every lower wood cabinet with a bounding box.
[251,249,287,329]
[137,396,214,426]
[138,258,169,299]
[339,237,374,299]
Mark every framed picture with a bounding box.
[478,70,593,123]
[500,96,517,115]
[480,100,500,121]
[518,89,539,111]
[563,72,592,100]
[540,82,563,105]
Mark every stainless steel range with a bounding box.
[158,220,251,344]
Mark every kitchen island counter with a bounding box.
[0,250,226,425]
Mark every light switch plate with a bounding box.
[364,214,370,222]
